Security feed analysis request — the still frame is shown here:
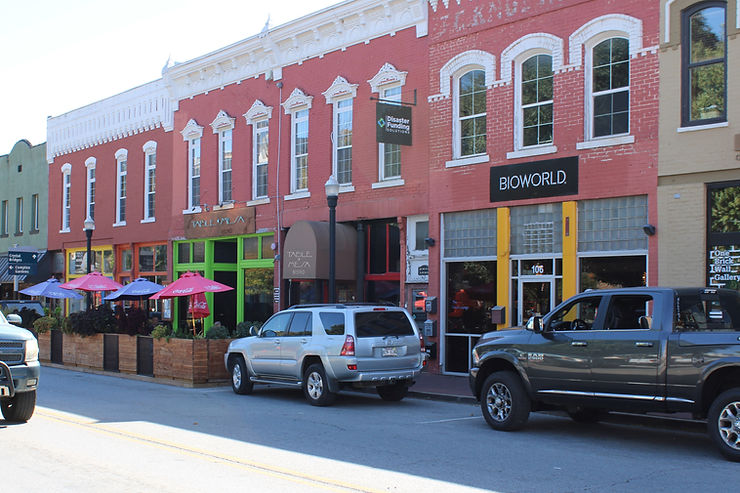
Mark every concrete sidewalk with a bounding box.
[409,372,475,403]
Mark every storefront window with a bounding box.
[178,243,190,264]
[139,246,155,272]
[243,237,259,260]
[580,256,646,290]
[447,261,497,334]
[708,183,740,290]
[155,245,167,272]
[243,267,274,323]
[192,242,205,263]
[121,249,132,271]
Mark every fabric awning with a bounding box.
[282,221,356,280]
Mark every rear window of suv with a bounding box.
[355,311,414,338]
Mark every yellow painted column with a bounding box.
[496,207,510,328]
[562,201,578,300]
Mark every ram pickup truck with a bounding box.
[469,287,740,461]
[0,311,40,422]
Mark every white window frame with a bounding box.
[31,194,39,231]
[180,119,204,213]
[585,35,630,142]
[210,110,236,205]
[85,157,96,221]
[323,76,358,189]
[368,63,408,188]
[142,141,157,223]
[512,51,557,157]
[0,200,7,236]
[15,197,23,234]
[244,100,273,204]
[114,149,128,226]
[61,163,72,233]
[282,88,313,198]
[454,68,488,160]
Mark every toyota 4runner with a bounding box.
[225,304,427,405]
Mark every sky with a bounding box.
[0,0,339,153]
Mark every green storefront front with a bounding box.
[172,207,275,333]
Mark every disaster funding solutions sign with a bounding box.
[490,156,578,202]
[376,103,412,146]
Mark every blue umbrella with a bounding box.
[105,278,163,301]
[19,278,83,299]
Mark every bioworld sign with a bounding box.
[490,156,578,203]
[376,103,412,146]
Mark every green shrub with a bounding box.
[205,322,230,339]
[33,316,58,333]
[150,324,172,339]
[235,320,263,338]
[66,305,116,336]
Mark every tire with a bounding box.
[480,371,530,431]
[303,363,336,406]
[377,382,409,402]
[1,390,36,422]
[708,388,740,461]
[567,407,602,423]
[229,356,254,395]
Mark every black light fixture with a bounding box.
[83,216,95,310]
[424,237,436,247]
[642,224,656,236]
[325,175,340,303]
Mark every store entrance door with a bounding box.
[518,279,554,326]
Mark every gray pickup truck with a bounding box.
[469,287,740,461]
[0,311,40,422]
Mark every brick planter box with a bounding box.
[118,335,138,374]
[63,333,104,370]
[38,331,52,362]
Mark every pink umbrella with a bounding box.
[188,292,211,318]
[149,271,233,300]
[59,271,124,292]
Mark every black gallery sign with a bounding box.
[376,103,412,146]
[490,156,578,203]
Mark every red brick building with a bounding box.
[424,0,660,373]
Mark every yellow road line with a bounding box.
[37,409,382,493]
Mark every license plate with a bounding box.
[0,386,9,397]
[382,346,398,357]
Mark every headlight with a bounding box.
[25,338,39,363]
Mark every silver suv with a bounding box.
[225,304,427,405]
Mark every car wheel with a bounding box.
[708,388,740,461]
[567,407,602,423]
[377,382,409,402]
[303,363,336,406]
[480,371,530,431]
[229,356,254,395]
[1,389,36,422]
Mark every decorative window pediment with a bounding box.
[180,119,204,141]
[115,148,128,160]
[142,140,157,153]
[569,14,643,66]
[210,110,236,133]
[244,100,273,124]
[500,33,564,83]
[368,63,408,94]
[85,157,96,169]
[281,88,313,114]
[61,163,72,173]
[435,50,496,99]
[322,76,359,104]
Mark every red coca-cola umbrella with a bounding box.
[188,292,211,318]
[59,272,124,292]
[149,271,233,299]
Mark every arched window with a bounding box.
[520,54,554,147]
[590,37,630,138]
[456,70,487,157]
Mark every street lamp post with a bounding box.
[324,175,339,303]
[84,216,95,311]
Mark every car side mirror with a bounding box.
[7,313,22,325]
[530,316,543,333]
[249,326,259,337]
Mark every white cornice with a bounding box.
[281,88,313,114]
[368,63,408,93]
[323,76,359,103]
[163,0,428,102]
[210,110,236,133]
[243,100,273,124]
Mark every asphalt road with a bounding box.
[2,367,736,492]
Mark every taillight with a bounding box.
[420,334,427,367]
[340,335,355,356]
[419,334,425,353]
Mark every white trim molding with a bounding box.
[368,63,408,93]
[500,33,565,83]
[142,140,157,153]
[84,157,96,169]
[569,14,643,67]
[210,110,236,133]
[180,119,204,141]
[322,76,359,104]
[282,88,313,114]
[430,49,496,101]
[243,100,273,124]
[114,148,128,161]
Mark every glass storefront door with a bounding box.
[518,279,553,326]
